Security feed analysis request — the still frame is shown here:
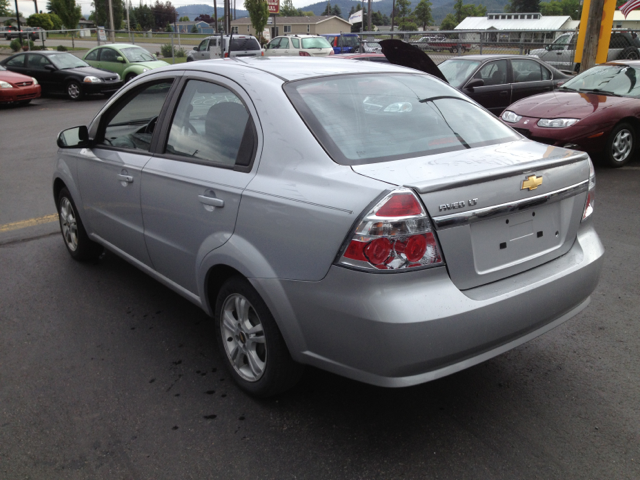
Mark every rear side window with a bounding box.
[6,54,25,67]
[85,49,98,61]
[291,38,299,48]
[302,37,331,49]
[284,74,518,166]
[230,37,260,51]
[165,80,255,168]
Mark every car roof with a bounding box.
[170,57,422,82]
[445,54,544,61]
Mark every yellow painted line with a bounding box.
[0,214,59,233]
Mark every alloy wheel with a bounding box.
[68,82,80,99]
[612,128,633,163]
[59,197,78,252]
[220,293,267,382]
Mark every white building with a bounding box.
[455,13,579,44]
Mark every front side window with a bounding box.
[27,54,52,69]
[280,38,290,49]
[474,60,508,85]
[165,80,255,167]
[284,74,518,165]
[550,34,570,50]
[100,80,173,151]
[100,48,118,62]
[198,39,209,51]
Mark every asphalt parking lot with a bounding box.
[1,95,639,479]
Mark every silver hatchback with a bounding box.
[54,58,604,397]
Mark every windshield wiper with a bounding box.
[578,88,621,96]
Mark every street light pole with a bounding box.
[107,0,116,42]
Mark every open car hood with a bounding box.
[379,39,448,83]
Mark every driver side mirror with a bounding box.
[193,46,198,50]
[545,45,551,51]
[116,56,125,63]
[465,78,485,91]
[57,125,89,148]
[44,64,56,71]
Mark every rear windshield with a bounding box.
[301,37,332,49]
[230,37,261,51]
[284,73,518,166]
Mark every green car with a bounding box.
[82,44,169,82]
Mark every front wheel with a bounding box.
[57,187,103,261]
[214,276,303,397]
[605,122,635,167]
[125,73,137,82]
[451,46,459,53]
[67,80,83,100]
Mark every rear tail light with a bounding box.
[299,51,311,56]
[224,52,229,58]
[261,50,264,56]
[582,158,596,221]
[337,189,444,271]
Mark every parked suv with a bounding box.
[321,33,361,54]
[265,35,334,57]
[530,31,640,73]
[187,35,262,61]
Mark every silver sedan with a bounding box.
[53,58,604,397]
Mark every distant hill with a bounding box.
[176,0,509,25]
[176,4,250,21]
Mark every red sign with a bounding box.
[268,0,280,14]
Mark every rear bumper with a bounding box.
[252,222,604,387]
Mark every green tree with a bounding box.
[322,2,331,15]
[92,0,124,29]
[179,15,190,21]
[244,0,268,42]
[331,4,341,16]
[27,13,55,30]
[440,12,457,29]
[280,0,301,16]
[49,12,63,29]
[413,0,432,30]
[504,0,540,13]
[0,0,12,16]
[539,0,563,15]
[191,24,198,32]
[50,0,82,46]
[561,0,581,19]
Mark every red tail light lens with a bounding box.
[299,51,311,56]
[224,52,229,58]
[338,189,444,271]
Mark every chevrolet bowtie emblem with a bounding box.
[522,175,543,191]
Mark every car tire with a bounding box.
[125,73,137,82]
[57,187,103,261]
[186,57,193,62]
[66,80,83,101]
[451,46,459,53]
[18,99,31,105]
[619,46,640,60]
[605,122,635,167]
[214,275,303,397]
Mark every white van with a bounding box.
[187,35,262,61]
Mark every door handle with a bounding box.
[117,174,133,183]
[198,195,224,208]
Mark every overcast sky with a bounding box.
[13,0,323,18]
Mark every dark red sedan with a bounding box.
[501,60,640,167]
[0,65,41,105]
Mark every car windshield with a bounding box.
[561,64,640,97]
[49,53,89,69]
[365,42,380,48]
[439,59,482,88]
[120,47,156,62]
[341,36,360,47]
[285,73,518,165]
[230,37,261,51]
[301,37,332,49]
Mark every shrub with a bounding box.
[160,43,173,57]
[175,47,186,57]
[57,45,68,51]
[9,39,21,52]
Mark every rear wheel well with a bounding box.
[205,265,245,314]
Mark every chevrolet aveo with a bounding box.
[54,58,604,397]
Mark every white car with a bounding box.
[187,35,262,61]
[264,35,334,57]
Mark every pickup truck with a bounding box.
[414,36,472,54]
[529,31,640,73]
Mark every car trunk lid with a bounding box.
[351,140,591,290]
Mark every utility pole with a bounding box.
[13,0,22,45]
[107,0,116,42]
[367,0,371,31]
[581,0,606,72]
[32,0,38,14]
[391,0,395,32]
[214,0,218,33]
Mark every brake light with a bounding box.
[224,52,229,58]
[338,189,444,271]
[582,158,596,221]
[299,51,311,56]
[261,50,264,56]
